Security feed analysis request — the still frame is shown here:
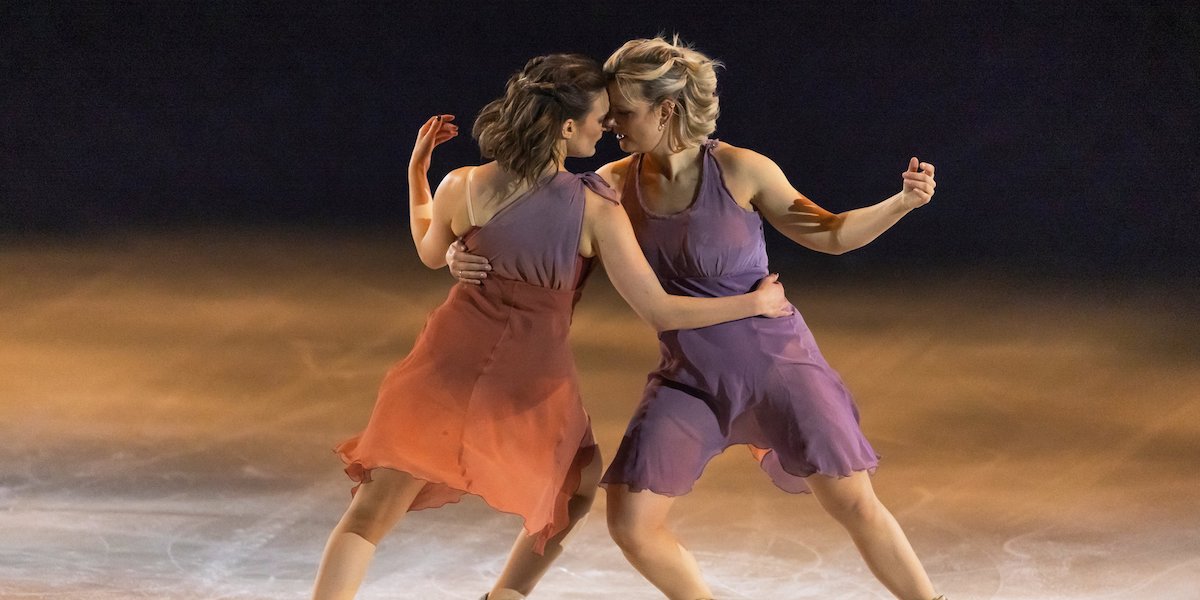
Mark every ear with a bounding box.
[561,118,576,140]
[658,99,676,121]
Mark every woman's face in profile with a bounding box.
[604,81,660,155]
[565,91,610,158]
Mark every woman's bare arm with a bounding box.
[729,146,936,255]
[583,189,790,332]
[408,115,464,268]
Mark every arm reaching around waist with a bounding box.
[446,239,491,285]
[581,189,791,332]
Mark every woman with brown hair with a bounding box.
[310,53,790,600]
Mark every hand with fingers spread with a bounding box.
[752,273,793,318]
[446,240,492,285]
[899,157,936,211]
[409,114,460,174]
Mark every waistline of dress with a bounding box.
[449,276,581,313]
[657,270,769,297]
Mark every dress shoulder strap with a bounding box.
[577,172,619,205]
[465,167,478,227]
[700,139,721,170]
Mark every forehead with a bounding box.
[606,81,646,109]
[591,91,610,112]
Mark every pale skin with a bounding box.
[449,80,941,600]
[313,91,791,600]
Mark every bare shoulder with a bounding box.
[439,162,506,198]
[709,142,787,203]
[437,165,475,190]
[580,183,630,258]
[582,184,631,235]
[710,141,777,178]
[597,156,635,190]
[582,185,621,214]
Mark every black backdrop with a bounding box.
[4,2,1197,275]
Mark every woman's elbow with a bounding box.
[649,319,671,333]
[417,251,446,270]
[823,217,852,254]
[636,305,673,332]
[822,228,853,255]
[648,310,680,332]
[790,236,846,256]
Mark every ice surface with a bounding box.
[2,231,1197,599]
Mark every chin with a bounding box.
[618,137,646,154]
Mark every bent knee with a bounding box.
[339,507,392,545]
[606,507,656,552]
[338,496,407,545]
[568,487,598,522]
[822,494,885,525]
[607,518,643,552]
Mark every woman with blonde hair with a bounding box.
[450,37,945,600]
[310,53,790,600]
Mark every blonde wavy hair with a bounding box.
[604,35,723,152]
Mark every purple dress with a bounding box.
[600,140,880,496]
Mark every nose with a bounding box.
[603,114,615,130]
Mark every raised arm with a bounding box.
[408,114,464,268]
[737,147,936,255]
[582,189,791,332]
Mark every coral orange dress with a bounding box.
[335,171,616,553]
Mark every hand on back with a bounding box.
[447,240,491,285]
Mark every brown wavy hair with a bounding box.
[473,54,606,187]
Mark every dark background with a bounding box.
[3,1,1197,276]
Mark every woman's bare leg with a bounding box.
[487,449,604,600]
[312,468,428,600]
[805,470,938,600]
[606,485,713,600]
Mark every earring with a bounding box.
[657,121,666,131]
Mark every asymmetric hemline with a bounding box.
[335,172,618,554]
[601,140,881,496]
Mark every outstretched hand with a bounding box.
[410,114,459,173]
[899,157,936,210]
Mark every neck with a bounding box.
[553,140,569,172]
[521,161,565,180]
[643,143,702,181]
[495,161,562,193]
